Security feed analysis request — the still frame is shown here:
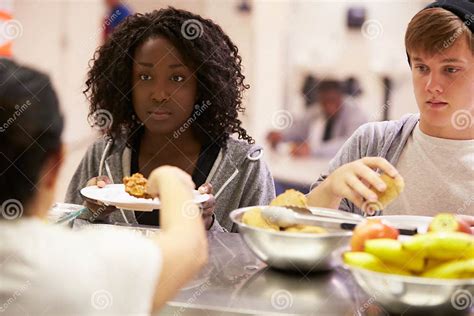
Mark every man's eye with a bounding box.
[445,67,459,74]
[140,74,152,81]
[171,75,185,82]
[415,65,428,73]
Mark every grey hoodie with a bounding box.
[65,137,276,232]
[312,113,420,214]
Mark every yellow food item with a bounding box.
[422,258,474,279]
[242,208,279,231]
[364,238,425,273]
[123,173,152,199]
[284,225,327,234]
[270,189,308,208]
[367,173,405,210]
[343,251,411,276]
[403,231,474,260]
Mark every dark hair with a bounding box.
[317,80,343,93]
[0,59,63,214]
[85,7,253,147]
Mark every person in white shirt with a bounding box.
[0,59,208,314]
[307,1,474,230]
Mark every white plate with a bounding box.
[375,215,433,240]
[80,184,210,212]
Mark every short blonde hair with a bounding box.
[405,8,473,59]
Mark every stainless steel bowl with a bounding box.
[346,264,474,314]
[229,206,351,272]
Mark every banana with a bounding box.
[422,258,474,279]
[343,251,411,275]
[364,238,425,272]
[403,232,474,260]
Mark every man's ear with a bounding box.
[41,144,65,188]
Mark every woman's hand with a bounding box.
[84,176,117,220]
[198,183,216,230]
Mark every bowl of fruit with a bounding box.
[343,213,474,314]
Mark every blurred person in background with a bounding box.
[103,0,132,41]
[267,79,368,158]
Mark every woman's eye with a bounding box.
[171,75,185,82]
[139,74,152,81]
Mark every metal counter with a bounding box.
[157,233,471,316]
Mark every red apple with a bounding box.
[350,218,399,251]
[428,213,472,234]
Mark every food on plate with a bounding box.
[284,225,327,234]
[350,218,399,251]
[123,173,152,199]
[344,219,474,279]
[242,207,279,231]
[366,173,405,211]
[270,189,308,208]
[428,213,472,234]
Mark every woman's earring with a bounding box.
[131,114,143,125]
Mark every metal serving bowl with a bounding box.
[229,206,351,272]
[346,264,474,314]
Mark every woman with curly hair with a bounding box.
[65,7,275,232]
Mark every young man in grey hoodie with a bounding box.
[307,0,474,229]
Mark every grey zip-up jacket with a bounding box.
[65,137,276,232]
[312,113,420,214]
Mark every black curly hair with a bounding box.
[84,7,253,147]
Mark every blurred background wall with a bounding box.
[8,0,430,200]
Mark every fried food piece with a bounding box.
[368,173,405,210]
[242,207,279,231]
[284,225,327,234]
[123,173,152,199]
[270,189,308,208]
